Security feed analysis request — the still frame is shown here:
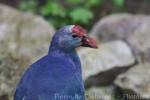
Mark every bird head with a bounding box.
[51,25,98,51]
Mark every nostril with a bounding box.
[72,35,78,38]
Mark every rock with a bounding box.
[0,4,55,62]
[115,63,150,99]
[78,40,135,80]
[90,14,150,62]
[78,40,136,88]
[0,55,20,100]
[0,4,55,100]
[84,66,135,89]
[86,86,115,100]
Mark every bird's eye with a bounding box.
[72,35,78,38]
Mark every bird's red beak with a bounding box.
[81,35,98,48]
[72,25,98,48]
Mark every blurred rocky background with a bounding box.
[0,0,150,100]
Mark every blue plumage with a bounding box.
[14,25,97,100]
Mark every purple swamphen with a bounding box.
[14,25,98,100]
